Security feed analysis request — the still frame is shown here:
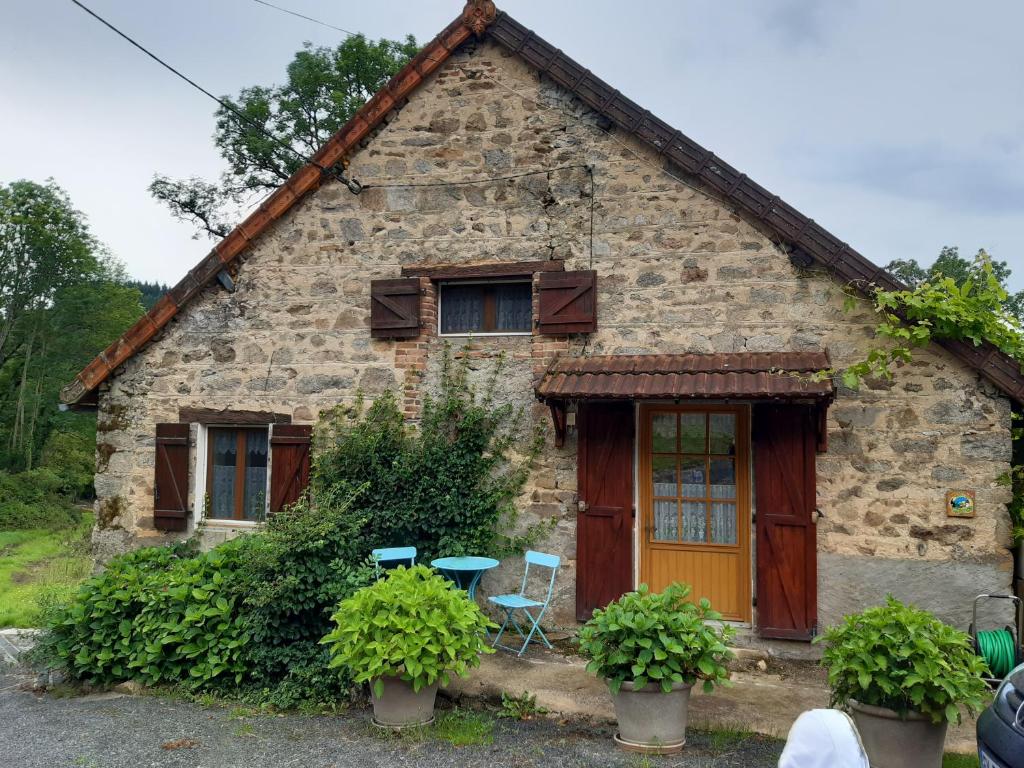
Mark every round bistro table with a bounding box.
[430,556,499,600]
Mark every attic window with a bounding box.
[438,280,532,336]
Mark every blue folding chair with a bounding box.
[371,546,416,578]
[488,550,560,656]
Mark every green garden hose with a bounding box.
[976,628,1017,679]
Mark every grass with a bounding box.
[371,707,496,747]
[0,512,93,628]
[943,755,979,768]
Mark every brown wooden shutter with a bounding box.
[753,404,818,640]
[154,423,190,532]
[370,278,421,338]
[537,270,597,334]
[270,424,312,512]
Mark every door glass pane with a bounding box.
[652,455,677,497]
[710,413,736,455]
[711,502,737,545]
[682,501,707,542]
[709,458,736,499]
[653,500,679,541]
[243,430,269,521]
[680,457,706,498]
[494,283,532,332]
[680,413,705,453]
[440,284,484,334]
[209,429,237,519]
[651,413,676,453]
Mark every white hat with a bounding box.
[778,709,870,768]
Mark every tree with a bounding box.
[150,34,418,239]
[885,246,1024,321]
[0,179,143,471]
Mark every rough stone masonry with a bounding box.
[91,39,1013,631]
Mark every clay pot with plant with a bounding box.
[320,565,494,728]
[817,595,990,768]
[578,582,735,755]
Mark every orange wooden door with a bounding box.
[638,405,751,622]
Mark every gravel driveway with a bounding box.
[0,670,783,768]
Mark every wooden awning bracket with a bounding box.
[549,401,568,448]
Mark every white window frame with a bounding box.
[194,423,272,528]
[437,278,534,338]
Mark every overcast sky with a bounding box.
[2,1,1022,290]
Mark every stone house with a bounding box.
[63,1,1021,639]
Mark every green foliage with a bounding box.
[578,583,735,695]
[0,468,81,530]
[321,565,494,697]
[312,349,546,562]
[499,690,548,720]
[150,34,418,239]
[432,709,495,746]
[123,279,168,310]
[42,540,249,689]
[817,595,989,725]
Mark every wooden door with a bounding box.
[638,405,751,622]
[576,401,634,621]
[753,404,818,640]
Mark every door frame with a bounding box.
[636,403,752,623]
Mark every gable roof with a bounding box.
[61,0,1024,405]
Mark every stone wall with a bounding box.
[93,38,1013,630]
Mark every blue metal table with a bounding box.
[431,556,499,600]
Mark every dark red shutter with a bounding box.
[537,270,596,334]
[154,423,190,532]
[753,404,818,640]
[270,424,312,512]
[370,278,421,338]
[576,401,634,621]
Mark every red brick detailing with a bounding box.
[394,278,436,419]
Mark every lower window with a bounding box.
[439,280,532,335]
[206,427,269,521]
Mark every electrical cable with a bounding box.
[251,0,358,37]
[69,0,362,193]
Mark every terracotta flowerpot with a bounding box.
[849,700,947,768]
[609,680,692,755]
[369,676,438,729]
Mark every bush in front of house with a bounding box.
[0,468,82,530]
[321,565,494,697]
[818,595,989,724]
[578,582,735,694]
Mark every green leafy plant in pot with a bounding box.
[578,583,734,754]
[817,595,989,768]
[321,565,494,728]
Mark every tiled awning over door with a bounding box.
[534,352,833,402]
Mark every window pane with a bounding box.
[680,413,705,453]
[440,284,484,334]
[681,457,706,498]
[243,430,269,521]
[653,500,678,541]
[711,502,737,545]
[710,413,736,455]
[652,455,677,497]
[709,458,736,499]
[209,429,237,519]
[652,413,676,453]
[682,502,707,542]
[494,283,532,332]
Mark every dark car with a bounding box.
[978,662,1024,768]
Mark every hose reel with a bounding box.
[969,594,1023,685]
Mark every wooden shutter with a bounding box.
[154,423,190,532]
[370,278,421,338]
[753,404,818,640]
[270,424,312,512]
[576,401,634,621]
[537,270,596,334]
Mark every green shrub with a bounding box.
[817,595,990,724]
[43,539,248,689]
[321,565,494,697]
[0,468,81,530]
[578,583,735,694]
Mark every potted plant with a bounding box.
[578,583,735,754]
[320,564,494,728]
[818,595,989,768]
